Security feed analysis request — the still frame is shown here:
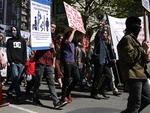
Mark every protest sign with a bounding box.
[30,0,51,50]
[64,2,86,34]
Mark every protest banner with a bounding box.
[63,2,86,34]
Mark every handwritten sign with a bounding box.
[63,2,86,34]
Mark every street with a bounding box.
[0,80,150,113]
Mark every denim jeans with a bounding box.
[8,63,24,98]
[79,68,84,89]
[33,63,59,105]
[126,79,150,113]
[61,63,80,99]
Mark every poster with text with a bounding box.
[64,2,86,34]
[30,0,51,50]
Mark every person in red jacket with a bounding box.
[25,51,35,95]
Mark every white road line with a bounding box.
[9,104,38,113]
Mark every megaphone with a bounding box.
[96,12,104,20]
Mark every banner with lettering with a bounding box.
[63,2,86,34]
[30,0,51,50]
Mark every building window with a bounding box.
[0,0,3,9]
[0,20,2,24]
[14,20,17,25]
[12,3,17,14]
[11,20,13,25]
[10,19,17,26]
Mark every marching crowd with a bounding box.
[0,16,150,113]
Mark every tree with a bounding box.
[54,0,142,38]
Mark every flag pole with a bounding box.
[143,8,148,53]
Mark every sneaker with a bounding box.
[62,97,71,103]
[33,98,43,106]
[25,91,32,95]
[6,91,13,97]
[91,94,101,99]
[16,97,24,104]
[113,91,122,96]
[101,92,110,99]
[67,94,72,103]
[54,101,67,109]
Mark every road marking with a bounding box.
[9,104,38,113]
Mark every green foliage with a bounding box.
[58,0,143,38]
[11,0,144,38]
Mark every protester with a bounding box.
[103,30,121,96]
[117,16,150,113]
[0,33,7,85]
[0,49,7,88]
[0,33,6,47]
[25,38,32,59]
[60,27,80,103]
[32,22,67,109]
[90,20,110,99]
[85,43,94,87]
[6,26,27,103]
[25,51,35,95]
[54,33,64,88]
[75,41,86,90]
[90,20,121,99]
[0,50,7,69]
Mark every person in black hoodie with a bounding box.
[6,26,27,103]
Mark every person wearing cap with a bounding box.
[117,16,150,113]
[60,27,80,103]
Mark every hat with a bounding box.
[125,16,141,27]
[64,27,73,34]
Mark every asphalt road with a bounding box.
[0,80,149,113]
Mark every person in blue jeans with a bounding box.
[6,26,27,104]
[117,16,150,113]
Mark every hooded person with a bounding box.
[125,16,141,37]
[6,26,27,104]
[117,16,150,113]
